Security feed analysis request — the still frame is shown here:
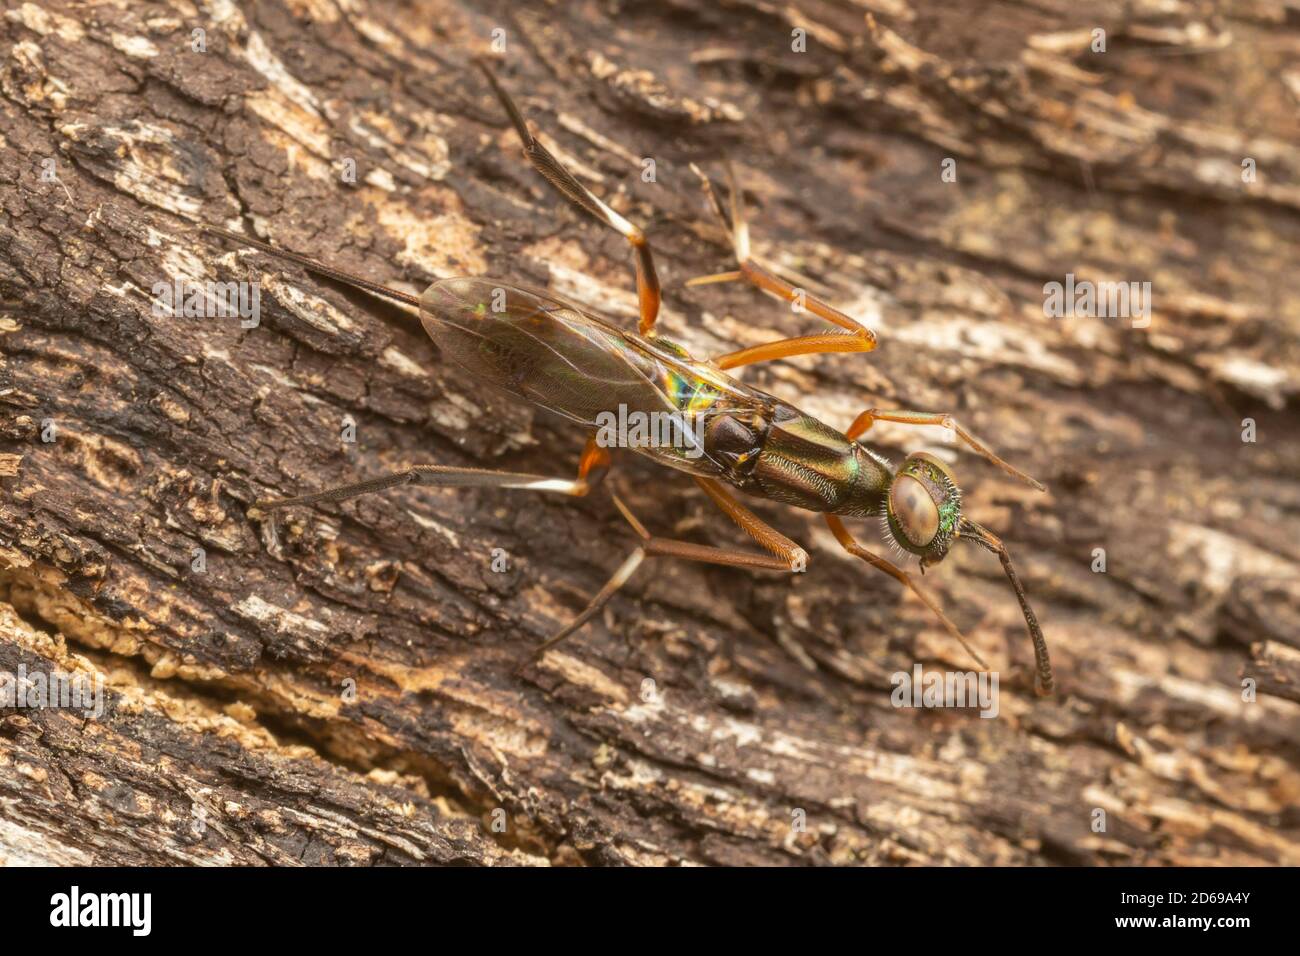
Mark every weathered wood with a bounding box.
[1,0,1298,866]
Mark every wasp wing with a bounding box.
[419,278,760,476]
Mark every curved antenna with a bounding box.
[960,518,1054,695]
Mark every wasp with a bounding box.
[203,60,1054,695]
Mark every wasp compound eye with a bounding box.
[890,474,939,548]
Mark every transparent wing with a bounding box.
[419,278,762,475]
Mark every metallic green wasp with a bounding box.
[202,60,1054,695]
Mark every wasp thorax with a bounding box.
[890,474,938,547]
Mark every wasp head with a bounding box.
[885,452,963,570]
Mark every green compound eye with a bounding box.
[890,474,939,547]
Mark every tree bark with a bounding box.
[1,0,1298,866]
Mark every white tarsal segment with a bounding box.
[514,478,580,493]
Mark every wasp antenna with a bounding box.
[960,519,1054,695]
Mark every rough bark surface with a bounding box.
[1,0,1298,866]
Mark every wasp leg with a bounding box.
[845,408,1045,492]
[255,436,612,511]
[531,492,801,660]
[573,434,613,488]
[694,477,809,571]
[687,163,877,370]
[476,60,661,336]
[823,515,989,671]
